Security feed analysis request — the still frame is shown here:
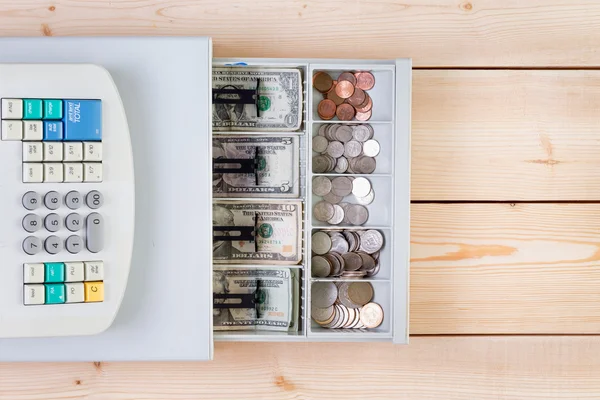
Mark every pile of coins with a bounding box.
[313,71,375,121]
[311,229,383,278]
[311,281,384,329]
[312,176,373,225]
[312,124,379,174]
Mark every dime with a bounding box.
[359,230,384,253]
[331,176,353,197]
[352,177,372,198]
[360,302,384,328]
[311,255,332,277]
[344,140,363,158]
[313,201,335,222]
[318,99,337,120]
[363,139,380,157]
[313,71,334,93]
[347,282,374,306]
[355,71,375,91]
[312,176,332,196]
[336,103,356,121]
[311,282,338,308]
[327,204,345,225]
[311,231,333,255]
[312,135,329,153]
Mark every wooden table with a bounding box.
[2,1,600,398]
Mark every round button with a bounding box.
[44,235,62,254]
[65,213,82,232]
[86,190,104,209]
[44,191,61,210]
[22,214,42,233]
[23,236,42,255]
[65,191,82,210]
[44,213,61,232]
[22,191,41,210]
[66,235,83,254]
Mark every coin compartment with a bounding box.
[310,66,395,122]
[311,122,393,174]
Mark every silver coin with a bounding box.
[313,155,330,173]
[356,156,376,174]
[327,204,345,225]
[363,139,380,157]
[326,124,340,141]
[371,250,380,260]
[311,282,338,308]
[318,124,328,137]
[359,230,384,253]
[352,125,371,142]
[323,192,343,204]
[355,189,375,205]
[344,140,363,158]
[311,231,332,255]
[334,156,349,173]
[365,263,380,277]
[324,253,343,276]
[347,205,369,225]
[343,230,357,251]
[365,124,374,139]
[335,125,354,143]
[312,304,334,323]
[312,255,332,277]
[358,252,376,271]
[312,176,332,196]
[326,141,345,158]
[339,202,352,224]
[331,176,353,197]
[313,201,335,222]
[330,234,349,253]
[352,177,372,198]
[312,135,329,153]
[342,252,363,271]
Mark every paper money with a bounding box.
[213,135,300,197]
[213,68,303,131]
[213,268,299,331]
[213,200,303,264]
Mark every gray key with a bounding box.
[86,190,104,209]
[65,213,83,232]
[65,191,82,210]
[86,212,104,253]
[44,191,61,210]
[65,235,83,254]
[23,236,42,255]
[22,213,42,233]
[22,191,41,210]
[44,235,62,254]
[44,213,61,232]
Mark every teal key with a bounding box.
[44,262,65,283]
[23,99,43,120]
[43,99,63,120]
[45,284,66,304]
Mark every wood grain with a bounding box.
[1,338,600,400]
[412,70,600,201]
[0,0,600,67]
[411,203,600,334]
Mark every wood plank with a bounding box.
[412,70,600,201]
[1,1,600,67]
[1,338,599,399]
[411,203,600,334]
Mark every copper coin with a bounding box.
[335,80,355,99]
[338,71,357,86]
[326,84,345,106]
[346,87,366,107]
[313,72,333,93]
[336,103,356,121]
[318,99,337,120]
[355,71,375,90]
[355,94,372,113]
[355,109,372,121]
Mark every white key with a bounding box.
[2,98,23,119]
[23,142,43,162]
[43,163,64,183]
[23,163,43,183]
[23,121,43,141]
[84,261,104,281]
[83,142,103,162]
[65,282,85,303]
[43,142,63,162]
[84,163,103,182]
[65,262,85,282]
[23,263,45,284]
[64,142,83,161]
[64,162,84,183]
[23,284,45,305]
[2,120,23,140]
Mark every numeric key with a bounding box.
[22,214,42,233]
[44,191,61,210]
[44,235,62,254]
[86,190,103,209]
[22,191,41,210]
[44,213,61,232]
[23,236,42,255]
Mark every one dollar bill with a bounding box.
[213,68,303,131]
[213,135,300,197]
[213,267,299,332]
[213,200,303,264]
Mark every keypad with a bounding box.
[1,98,102,183]
[23,261,104,305]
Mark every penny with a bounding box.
[347,204,369,225]
[347,87,366,107]
[338,71,357,86]
[335,125,354,143]
[336,103,356,121]
[323,191,343,204]
[342,252,363,271]
[312,304,335,324]
[344,140,363,158]
[311,282,338,308]
[355,71,375,91]
[347,282,374,306]
[312,135,329,154]
[311,255,332,277]
[313,71,334,93]
[327,204,345,225]
[355,189,375,205]
[363,139,380,157]
[311,231,333,255]
[330,234,350,253]
[355,94,373,113]
[352,177,372,198]
[312,176,332,196]
[335,80,355,99]
[360,302,384,328]
[334,156,349,173]
[331,176,353,197]
[314,201,335,222]
[326,141,345,158]
[352,125,371,142]
[355,109,372,121]
[326,85,345,106]
[359,230,384,253]
[318,99,337,120]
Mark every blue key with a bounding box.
[43,121,63,141]
[63,100,102,141]
[45,284,66,304]
[44,262,65,283]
